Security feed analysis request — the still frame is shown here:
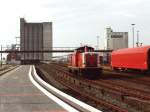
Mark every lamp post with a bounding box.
[136,30,139,47]
[131,24,135,48]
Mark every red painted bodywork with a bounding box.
[68,46,102,78]
[68,46,99,68]
[111,46,150,70]
[85,53,98,67]
[77,53,83,67]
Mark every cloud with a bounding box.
[0,0,149,48]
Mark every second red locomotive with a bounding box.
[68,46,102,79]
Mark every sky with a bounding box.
[0,0,150,49]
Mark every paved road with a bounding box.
[0,65,66,112]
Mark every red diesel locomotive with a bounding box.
[111,46,150,71]
[68,46,102,78]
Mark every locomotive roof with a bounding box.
[75,46,94,51]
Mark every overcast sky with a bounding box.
[0,0,150,49]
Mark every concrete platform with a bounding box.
[0,65,66,112]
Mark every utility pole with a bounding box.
[136,31,139,47]
[131,24,135,48]
[97,36,100,50]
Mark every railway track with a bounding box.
[37,64,136,111]
[55,63,150,92]
[102,66,150,86]
[91,80,150,100]
[55,74,127,112]
[56,63,150,85]
[40,63,150,111]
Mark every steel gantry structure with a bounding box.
[1,49,113,53]
[2,46,113,64]
[1,46,113,53]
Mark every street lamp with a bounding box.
[131,24,135,48]
[136,30,139,47]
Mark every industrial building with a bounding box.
[20,18,52,64]
[6,44,21,64]
[106,27,128,50]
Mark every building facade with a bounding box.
[106,27,128,50]
[20,18,52,64]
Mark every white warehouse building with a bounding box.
[106,27,128,50]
